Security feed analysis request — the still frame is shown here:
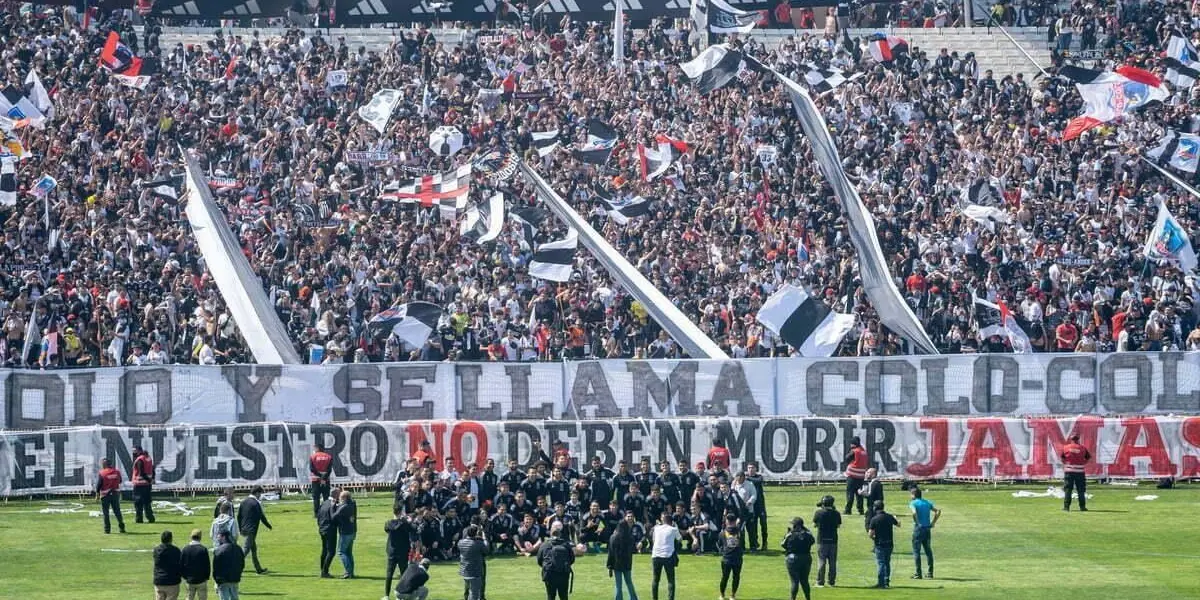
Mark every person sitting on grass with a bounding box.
[518,513,545,557]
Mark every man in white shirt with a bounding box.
[650,512,681,600]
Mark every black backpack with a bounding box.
[542,541,573,580]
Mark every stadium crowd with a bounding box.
[0,0,1198,368]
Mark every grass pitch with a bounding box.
[1,484,1197,600]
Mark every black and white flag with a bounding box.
[0,156,15,207]
[573,120,617,165]
[962,177,1003,207]
[1147,129,1200,173]
[596,191,653,225]
[529,228,578,282]
[367,302,443,347]
[357,88,402,134]
[690,0,758,34]
[804,66,850,94]
[1165,33,1200,89]
[531,129,560,157]
[461,192,506,244]
[0,85,45,128]
[755,284,855,357]
[680,44,760,95]
[973,296,1032,353]
[510,205,549,247]
[638,135,689,181]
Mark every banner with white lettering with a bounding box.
[4,416,1200,495]
[3,354,1200,429]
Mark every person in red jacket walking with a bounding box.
[310,442,334,518]
[1061,435,1092,512]
[95,458,126,534]
[843,437,868,515]
[131,445,156,524]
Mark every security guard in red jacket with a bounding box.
[1062,435,1092,512]
[844,437,869,515]
[309,442,334,517]
[131,445,156,523]
[96,458,126,534]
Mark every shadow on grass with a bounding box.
[1075,509,1128,514]
[927,576,980,582]
[241,593,287,596]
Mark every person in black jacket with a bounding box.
[317,487,340,578]
[717,514,745,600]
[782,518,816,600]
[152,530,183,599]
[212,531,245,599]
[334,489,358,578]
[606,513,639,600]
[859,469,884,531]
[537,523,575,600]
[179,529,211,600]
[385,502,414,596]
[396,558,432,600]
[812,495,841,588]
[237,485,272,575]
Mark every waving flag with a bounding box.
[461,192,506,245]
[529,229,578,282]
[367,302,443,347]
[756,284,855,357]
[100,31,154,88]
[380,164,472,219]
[690,0,759,34]
[531,129,560,157]
[680,44,763,94]
[0,156,15,207]
[1144,199,1198,272]
[0,86,45,127]
[1147,130,1200,173]
[868,34,908,65]
[24,70,53,123]
[962,177,1003,206]
[638,135,689,181]
[595,190,653,225]
[1061,65,1170,141]
[973,296,1032,353]
[573,119,618,165]
[804,66,850,94]
[1165,33,1200,89]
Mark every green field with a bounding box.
[1,484,1197,600]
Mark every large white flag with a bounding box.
[1144,199,1198,272]
[357,89,402,134]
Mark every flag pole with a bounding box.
[992,24,1050,79]
[1141,155,1200,202]
[519,160,728,359]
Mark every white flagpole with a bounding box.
[1141,155,1200,202]
[614,1,625,76]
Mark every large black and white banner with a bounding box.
[5,415,1200,495]
[4,354,1200,429]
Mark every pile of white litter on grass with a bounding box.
[1011,486,1094,500]
[39,501,85,514]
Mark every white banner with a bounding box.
[4,416,1200,495]
[357,88,402,134]
[5,354,1200,429]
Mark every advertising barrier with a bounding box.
[3,416,1199,495]
[4,354,1200,429]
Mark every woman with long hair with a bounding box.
[606,512,639,600]
[782,517,816,600]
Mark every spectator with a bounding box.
[179,529,212,600]
[212,531,245,600]
[153,530,183,600]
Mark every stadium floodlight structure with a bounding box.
[519,160,728,360]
